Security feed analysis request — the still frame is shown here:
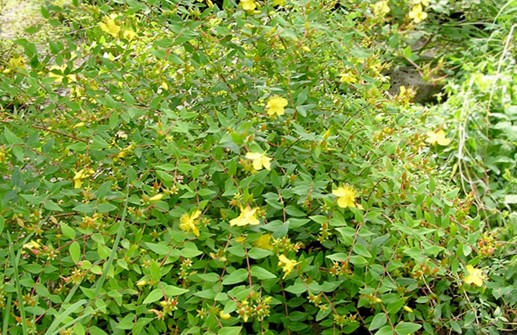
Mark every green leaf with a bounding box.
[97,243,110,260]
[386,298,405,314]
[349,255,368,267]
[285,205,306,217]
[73,203,95,214]
[3,126,23,144]
[248,248,273,259]
[116,313,135,330]
[222,269,248,285]
[285,282,307,295]
[316,305,332,321]
[43,200,64,212]
[60,222,75,240]
[21,194,46,205]
[89,326,109,335]
[250,266,277,280]
[326,253,348,262]
[73,323,86,335]
[335,227,355,245]
[198,188,216,197]
[395,322,422,335]
[353,244,372,258]
[163,285,189,296]
[69,241,81,264]
[145,242,172,255]
[97,203,118,213]
[180,243,202,258]
[196,273,220,283]
[218,327,242,335]
[375,326,394,335]
[369,313,387,331]
[143,289,163,304]
[149,260,161,282]
[157,170,174,182]
[228,245,246,257]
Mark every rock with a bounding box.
[388,67,445,104]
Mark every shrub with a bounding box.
[0,1,514,334]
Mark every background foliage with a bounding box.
[0,0,515,334]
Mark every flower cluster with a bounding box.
[408,0,429,24]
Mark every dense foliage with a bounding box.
[0,0,515,334]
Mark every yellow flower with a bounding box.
[412,0,429,6]
[278,254,300,279]
[23,240,41,250]
[73,168,95,189]
[2,55,26,74]
[122,29,137,41]
[180,210,202,237]
[464,265,486,287]
[373,0,390,18]
[99,14,121,38]
[273,0,285,6]
[241,0,257,11]
[136,279,147,287]
[245,152,272,171]
[332,184,357,208]
[426,129,451,146]
[339,71,357,84]
[266,96,288,117]
[408,4,428,24]
[254,233,274,250]
[117,143,134,159]
[230,206,260,226]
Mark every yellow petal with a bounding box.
[332,186,347,197]
[245,152,262,160]
[192,225,200,237]
[261,156,272,171]
[337,196,355,208]
[254,234,273,250]
[278,254,290,264]
[191,210,202,220]
[252,158,264,170]
[425,131,437,144]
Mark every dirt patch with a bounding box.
[0,0,46,41]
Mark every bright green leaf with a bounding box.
[395,322,422,335]
[69,241,81,264]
